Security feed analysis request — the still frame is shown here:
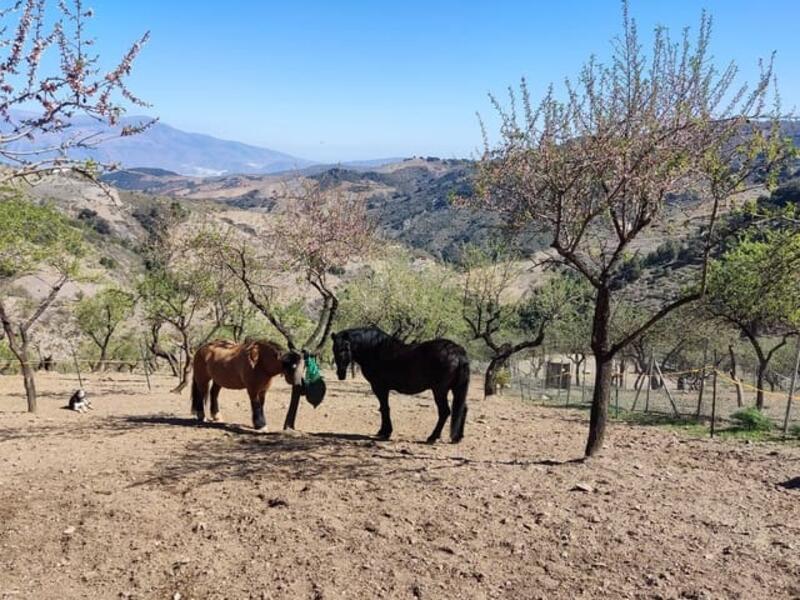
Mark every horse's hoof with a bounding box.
[375,431,392,441]
[253,426,268,433]
[425,436,438,445]
[210,413,222,422]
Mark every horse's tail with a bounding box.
[450,357,469,443]
[191,377,205,417]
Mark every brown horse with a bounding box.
[191,339,304,431]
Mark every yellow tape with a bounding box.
[712,369,791,399]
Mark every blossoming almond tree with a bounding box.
[225,180,378,353]
[0,0,151,181]
[0,2,150,410]
[470,5,791,457]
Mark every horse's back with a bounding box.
[193,340,249,388]
[409,338,468,367]
[373,337,468,394]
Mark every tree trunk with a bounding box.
[587,356,613,457]
[728,345,744,407]
[585,285,612,458]
[171,333,192,394]
[149,323,179,376]
[756,357,767,410]
[484,355,508,398]
[96,343,109,372]
[20,344,37,413]
[572,354,585,386]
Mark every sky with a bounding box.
[78,1,800,162]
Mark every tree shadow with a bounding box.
[778,477,800,490]
[123,414,267,436]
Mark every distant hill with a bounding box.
[102,157,546,262]
[2,113,314,176]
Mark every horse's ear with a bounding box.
[248,344,259,368]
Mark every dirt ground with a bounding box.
[1,372,799,600]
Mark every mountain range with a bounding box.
[2,112,401,177]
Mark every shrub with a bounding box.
[77,208,112,235]
[99,256,118,269]
[730,407,773,431]
[494,367,512,389]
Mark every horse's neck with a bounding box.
[352,334,406,367]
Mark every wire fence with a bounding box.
[484,353,800,434]
[0,355,180,395]
[3,350,799,434]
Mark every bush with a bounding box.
[99,256,118,269]
[790,424,800,438]
[730,407,773,431]
[494,367,512,389]
[77,208,112,235]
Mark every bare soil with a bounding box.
[1,372,799,599]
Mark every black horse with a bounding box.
[331,327,469,443]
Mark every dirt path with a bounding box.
[1,373,799,599]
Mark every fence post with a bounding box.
[565,363,571,407]
[71,346,84,390]
[711,351,718,438]
[631,374,645,411]
[581,365,586,405]
[782,337,800,438]
[654,360,680,417]
[556,360,562,404]
[615,376,620,418]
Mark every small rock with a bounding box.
[173,594,181,600]
[571,483,593,493]
[63,526,76,536]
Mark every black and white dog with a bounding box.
[67,389,92,413]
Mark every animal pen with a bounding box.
[509,349,800,436]
[3,346,800,436]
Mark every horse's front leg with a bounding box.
[191,377,209,424]
[373,387,393,440]
[249,387,267,431]
[209,382,222,422]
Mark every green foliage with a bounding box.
[706,231,800,331]
[494,367,511,388]
[76,208,112,235]
[268,301,315,345]
[612,254,643,288]
[0,338,18,373]
[644,239,681,267]
[730,407,773,431]
[522,271,594,353]
[99,256,118,270]
[791,424,800,438]
[0,194,84,280]
[75,287,136,346]
[338,249,466,343]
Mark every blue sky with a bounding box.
[86,1,799,162]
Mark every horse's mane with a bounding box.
[343,326,402,347]
[244,338,289,355]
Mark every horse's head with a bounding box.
[331,331,352,381]
[280,350,304,386]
